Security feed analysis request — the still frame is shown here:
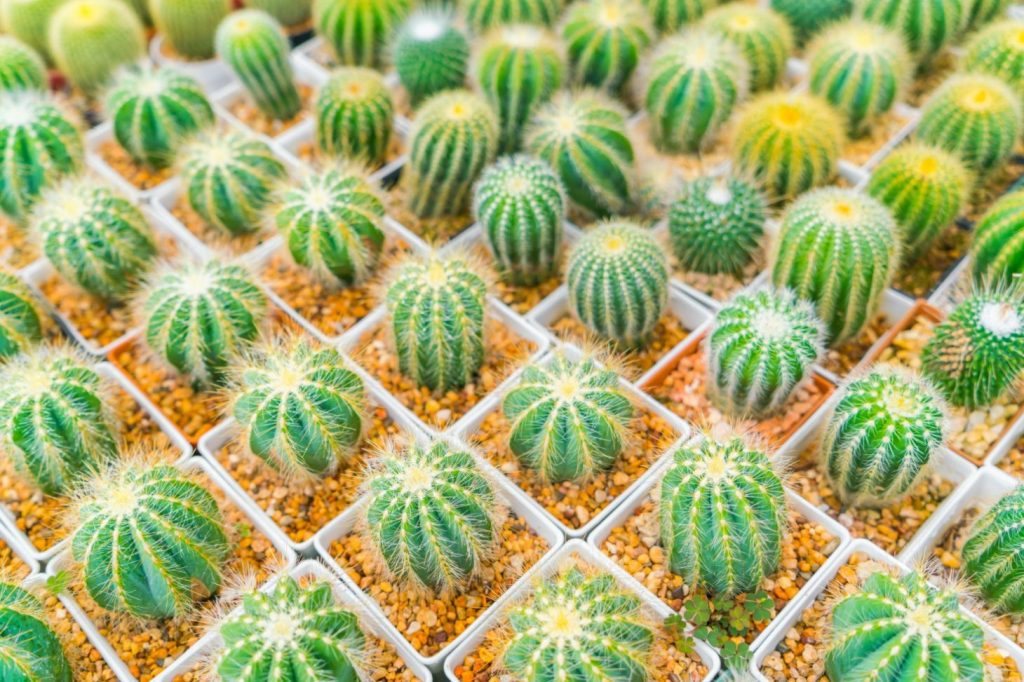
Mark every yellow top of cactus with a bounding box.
[107,485,138,515]
[601,233,626,253]
[68,0,108,25]
[936,74,1018,114]
[772,103,805,129]
[402,463,435,491]
[538,604,585,639]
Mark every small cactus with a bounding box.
[363,439,498,592]
[47,0,145,95]
[0,0,68,62]
[473,155,566,285]
[0,36,45,91]
[566,221,668,347]
[963,20,1024,100]
[962,485,1024,614]
[561,0,653,93]
[313,0,411,68]
[0,580,72,682]
[217,10,302,122]
[771,0,854,45]
[971,190,1024,287]
[150,0,230,60]
[462,0,562,32]
[315,67,394,166]
[243,0,313,27]
[659,436,786,596]
[966,0,1011,31]
[0,268,42,360]
[503,351,634,483]
[771,188,899,346]
[392,9,469,107]
[703,4,793,92]
[641,0,716,33]
[857,0,968,64]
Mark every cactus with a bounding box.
[462,0,562,31]
[0,345,117,495]
[47,0,145,95]
[659,436,786,596]
[139,258,268,386]
[971,190,1024,287]
[405,89,499,219]
[731,92,845,201]
[474,24,564,153]
[270,165,386,286]
[963,20,1024,99]
[243,0,313,27]
[921,285,1024,409]
[313,0,411,68]
[642,31,748,155]
[0,36,45,91]
[385,254,487,393]
[149,0,231,60]
[825,571,984,682]
[771,0,854,45]
[667,174,766,277]
[0,580,72,682]
[179,130,289,236]
[473,155,565,285]
[392,9,469,107]
[0,269,41,360]
[966,0,1011,31]
[502,567,654,682]
[216,576,368,682]
[867,143,970,260]
[641,0,716,33]
[561,0,653,93]
[526,90,634,218]
[70,457,230,619]
[857,0,968,64]
[217,10,302,122]
[703,4,793,92]
[962,485,1024,614]
[363,439,498,592]
[0,0,68,62]
[771,188,899,346]
[315,67,394,165]
[566,221,668,347]
[822,367,946,507]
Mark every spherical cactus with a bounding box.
[771,188,899,346]
[971,190,1024,287]
[0,0,68,62]
[139,258,268,386]
[659,436,786,597]
[643,31,748,155]
[0,36,45,91]
[857,0,968,64]
[0,345,117,495]
[363,439,498,592]
[216,576,368,682]
[0,269,42,360]
[566,221,669,347]
[229,336,365,478]
[269,165,386,286]
[70,457,230,619]
[313,0,411,68]
[703,4,793,92]
[179,130,289,236]
[963,20,1024,100]
[966,0,1011,31]
[771,0,854,45]
[392,9,469,107]
[385,254,487,393]
[526,90,634,218]
[473,155,566,285]
[962,485,1024,614]
[47,0,145,95]
[561,0,653,93]
[0,580,72,682]
[667,174,766,277]
[825,571,984,682]
[405,89,499,219]
[641,0,716,33]
[731,92,845,201]
[243,0,313,27]
[149,0,231,60]
[462,0,562,32]
[315,67,394,165]
[216,10,302,122]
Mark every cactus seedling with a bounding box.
[0,36,45,91]
[641,0,716,33]
[244,0,313,27]
[963,20,1024,100]
[962,485,1024,614]
[392,9,469,107]
[857,0,968,64]
[703,4,793,92]
[771,0,853,45]
[315,67,394,166]
[971,190,1024,287]
[313,0,412,68]
[217,10,302,122]
[561,0,653,93]
[462,0,562,31]
[47,0,145,95]
[0,268,42,360]
[150,0,231,60]
[0,580,72,682]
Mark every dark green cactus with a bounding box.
[392,8,469,107]
[0,580,72,682]
[771,0,853,45]
[962,485,1024,614]
[0,268,42,360]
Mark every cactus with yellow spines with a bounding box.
[150,0,231,60]
[857,0,968,64]
[703,4,793,92]
[47,0,145,95]
[970,190,1024,287]
[0,36,45,91]
[0,268,42,360]
[963,19,1024,99]
[313,0,412,68]
[561,0,653,93]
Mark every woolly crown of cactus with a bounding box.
[0,578,73,682]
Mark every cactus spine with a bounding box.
[0,0,68,62]
[149,0,231,60]
[963,20,1024,100]
[0,36,45,91]
[47,0,145,95]
[561,0,653,93]
[771,0,854,45]
[462,0,562,31]
[0,269,41,360]
[703,4,793,92]
[313,0,411,68]
[243,0,313,27]
[0,580,72,682]
[392,9,469,107]
[962,485,1024,614]
[971,190,1024,286]
[217,10,302,122]
[857,0,968,63]
[315,67,394,165]
[641,0,716,32]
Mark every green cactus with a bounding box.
[642,31,748,155]
[771,0,854,45]
[731,92,845,201]
[971,190,1024,287]
[0,344,117,495]
[962,485,1024,614]
[659,436,786,596]
[641,0,715,33]
[857,0,968,64]
[561,0,653,93]
[363,439,498,592]
[217,10,302,122]
[963,20,1024,100]
[179,130,289,236]
[0,269,42,360]
[0,580,72,682]
[47,0,145,95]
[315,67,394,165]
[243,0,313,27]
[139,258,268,386]
[385,254,487,393]
[392,9,469,107]
[771,188,899,346]
[216,575,368,682]
[149,0,231,60]
[566,221,668,347]
[270,165,386,286]
[0,36,45,91]
[825,571,984,682]
[966,0,1011,31]
[313,0,411,68]
[502,567,655,682]
[703,4,793,92]
[405,89,499,219]
[462,0,562,32]
[0,0,68,62]
[526,90,634,218]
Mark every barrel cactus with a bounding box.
[641,0,716,33]
[703,4,793,92]
[392,9,469,107]
[47,0,145,95]
[0,0,68,61]
[962,485,1024,614]
[0,36,45,91]
[963,20,1024,101]
[971,190,1024,286]
[0,580,72,682]
[243,0,313,27]
[313,0,411,67]
[561,0,653,93]
[462,0,562,31]
[315,67,394,165]
[857,0,968,63]
[217,10,302,122]
[772,0,853,45]
[966,0,1010,30]
[150,0,231,60]
[0,269,42,360]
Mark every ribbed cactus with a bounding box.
[315,67,394,165]
[561,0,653,93]
[642,31,748,154]
[243,0,313,27]
[659,437,786,596]
[70,458,230,619]
[963,20,1024,101]
[0,36,45,91]
[47,0,145,95]
[867,143,970,260]
[0,345,117,495]
[641,0,715,32]
[703,4,792,92]
[462,0,562,31]
[405,89,499,219]
[0,269,42,360]
[857,0,968,63]
[392,9,469,107]
[731,92,845,201]
[825,571,984,682]
[921,285,1024,409]
[771,0,854,45]
[771,188,899,346]
[216,576,368,682]
[667,175,766,276]
[473,155,565,285]
[962,486,1024,614]
[105,64,214,170]
[526,90,634,218]
[217,10,302,122]
[363,439,498,592]
[0,580,72,682]
[179,131,289,236]
[566,221,668,347]
[313,0,411,67]
[0,0,68,62]
[150,0,231,60]
[270,165,385,286]
[385,254,487,393]
[966,0,1011,30]
[502,567,654,682]
[971,190,1024,286]
[139,258,268,386]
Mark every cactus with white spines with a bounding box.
[962,485,1024,614]
[48,0,145,95]
[561,0,653,93]
[217,10,302,122]
[363,439,498,592]
[392,9,469,106]
[0,0,68,62]
[313,0,411,68]
[772,0,853,45]
[703,4,793,92]
[0,269,42,360]
[641,0,715,32]
[462,0,562,31]
[0,36,45,91]
[966,0,1010,30]
[963,20,1024,100]
[857,0,968,64]
[150,0,231,60]
[473,155,566,285]
[659,436,786,596]
[0,580,72,682]
[315,67,394,166]
[243,0,313,27]
[971,190,1024,287]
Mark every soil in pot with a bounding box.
[0,535,29,578]
[385,180,475,244]
[997,433,1024,478]
[41,589,117,681]
[669,252,765,305]
[892,225,970,299]
[226,84,314,138]
[469,241,563,315]
[546,314,690,381]
[629,117,732,182]
[841,109,913,168]
[169,198,273,258]
[905,51,957,107]
[0,216,39,270]
[294,131,406,173]
[965,148,1024,223]
[819,314,891,378]
[96,139,176,192]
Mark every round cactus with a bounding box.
[731,91,845,201]
[971,190,1024,286]
[962,485,1024,614]
[0,580,72,682]
[243,0,313,27]
[771,188,899,346]
[771,0,853,45]
[217,10,301,122]
[313,0,411,68]
[966,0,1011,31]
[385,254,487,393]
[392,9,469,107]
[0,269,42,360]
[315,67,394,165]
[462,0,561,31]
[963,20,1024,101]
[473,155,566,285]
[363,439,498,592]
[857,0,968,63]
[48,0,145,95]
[641,0,716,33]
[561,0,653,93]
[0,36,45,91]
[566,221,669,348]
[149,0,231,60]
[703,4,793,92]
[0,0,68,62]
[659,436,786,596]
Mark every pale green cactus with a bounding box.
[641,0,716,32]
[149,0,231,60]
[0,36,45,91]
[963,20,1024,101]
[962,485,1024,614]
[771,0,853,45]
[561,0,653,93]
[315,67,394,166]
[971,190,1024,286]
[47,0,146,95]
[0,0,69,62]
[217,9,302,121]
[857,0,968,63]
[0,268,42,360]
[243,0,313,27]
[313,0,412,67]
[392,9,469,107]
[462,0,562,31]
[703,4,793,92]
[0,580,72,682]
